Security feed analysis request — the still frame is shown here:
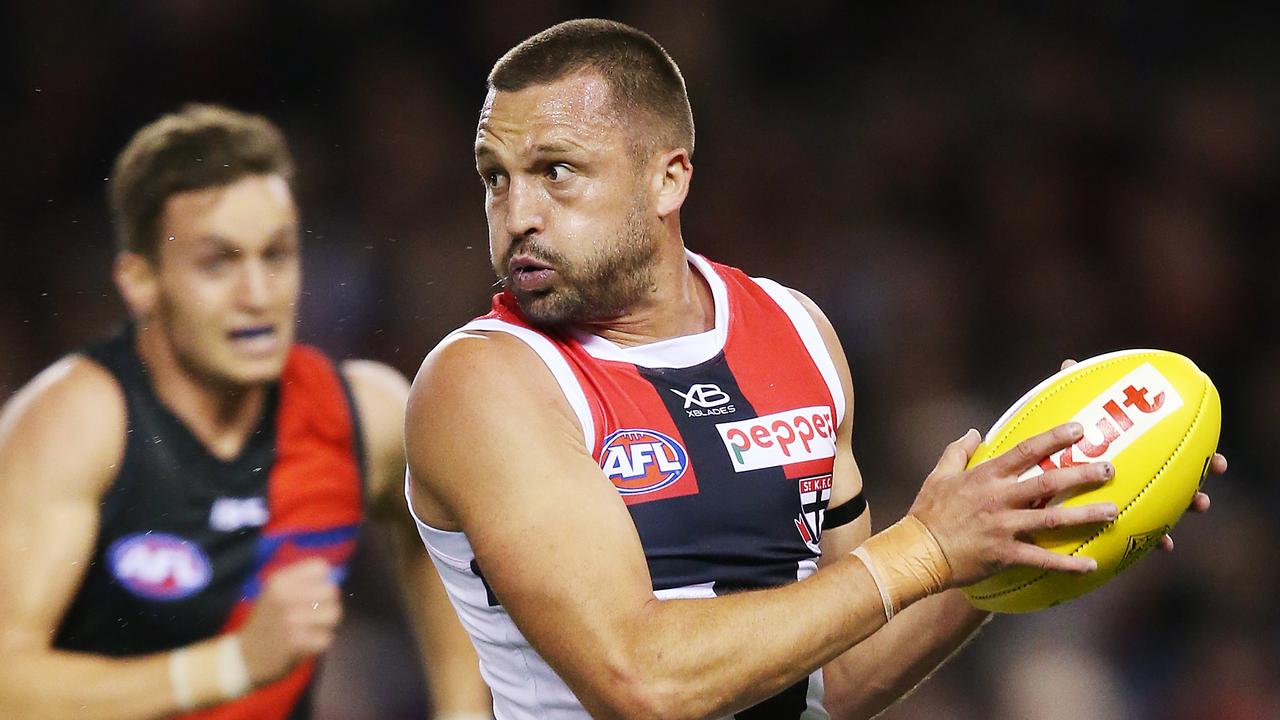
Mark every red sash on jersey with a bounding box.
[180,346,363,720]
[481,257,838,503]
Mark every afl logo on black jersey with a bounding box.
[600,429,689,496]
[107,532,212,601]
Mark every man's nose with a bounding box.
[504,175,545,240]
[237,259,272,309]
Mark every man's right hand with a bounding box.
[908,423,1118,587]
[236,558,343,685]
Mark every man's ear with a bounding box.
[652,147,692,219]
[114,251,159,319]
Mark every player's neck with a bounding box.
[583,242,714,347]
[134,323,267,461]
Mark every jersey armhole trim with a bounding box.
[748,277,847,426]
[403,473,475,570]
[334,367,369,512]
[455,319,596,454]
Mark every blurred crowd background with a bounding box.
[4,2,1277,718]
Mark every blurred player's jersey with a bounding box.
[55,328,365,720]
[412,251,843,719]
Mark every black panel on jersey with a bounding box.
[633,351,823,719]
[54,328,280,656]
[470,558,501,607]
[633,352,816,593]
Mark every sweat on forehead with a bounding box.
[480,73,623,132]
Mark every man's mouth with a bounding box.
[228,325,275,341]
[226,325,281,358]
[508,255,556,292]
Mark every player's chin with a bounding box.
[514,288,577,327]
[216,354,289,386]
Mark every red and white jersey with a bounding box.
[410,251,844,719]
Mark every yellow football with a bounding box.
[962,349,1220,613]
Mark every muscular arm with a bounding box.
[0,358,241,719]
[343,360,490,719]
[405,332,909,720]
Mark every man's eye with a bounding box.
[484,171,507,190]
[201,255,231,273]
[264,246,293,264]
[546,163,570,182]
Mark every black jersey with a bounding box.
[54,329,366,720]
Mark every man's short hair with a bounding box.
[108,104,294,257]
[489,19,694,157]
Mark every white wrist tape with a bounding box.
[852,546,897,621]
[216,634,251,700]
[169,634,251,712]
[168,648,196,711]
[851,515,951,622]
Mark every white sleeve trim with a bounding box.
[453,318,596,454]
[748,278,847,427]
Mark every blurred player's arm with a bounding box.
[788,291,992,719]
[343,360,491,720]
[0,358,339,719]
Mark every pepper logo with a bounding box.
[716,406,836,472]
[600,429,689,496]
[108,532,212,601]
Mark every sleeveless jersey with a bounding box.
[411,251,845,720]
[55,329,365,720]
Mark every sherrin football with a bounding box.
[961,349,1221,613]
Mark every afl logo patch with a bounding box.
[600,429,689,496]
[108,532,212,601]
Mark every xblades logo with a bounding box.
[670,383,736,417]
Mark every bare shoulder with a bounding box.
[340,359,411,503]
[786,288,836,337]
[405,330,584,522]
[408,330,569,414]
[786,288,853,392]
[342,359,411,397]
[407,329,578,449]
[0,355,127,500]
[341,359,411,426]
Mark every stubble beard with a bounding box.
[505,198,658,329]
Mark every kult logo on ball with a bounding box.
[600,428,689,496]
[108,532,212,601]
[1026,363,1183,481]
[716,406,836,472]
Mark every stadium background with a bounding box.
[3,2,1276,718]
